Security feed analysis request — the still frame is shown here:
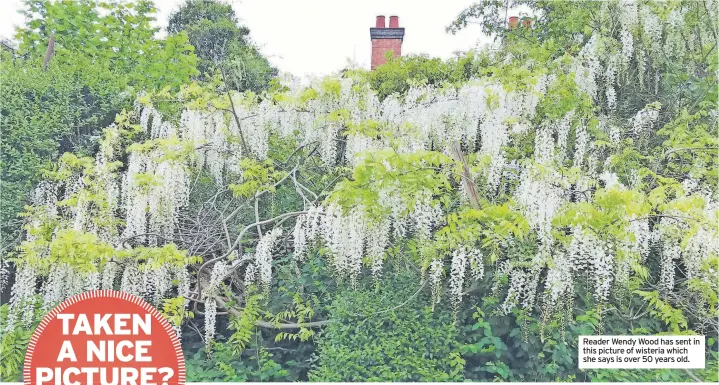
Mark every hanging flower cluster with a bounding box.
[291,188,444,287]
[448,246,485,308]
[246,228,284,292]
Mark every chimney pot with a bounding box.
[508,16,519,30]
[376,15,386,28]
[389,16,399,28]
[370,15,404,70]
[522,18,532,29]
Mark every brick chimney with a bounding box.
[370,15,404,70]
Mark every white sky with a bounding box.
[0,0,517,78]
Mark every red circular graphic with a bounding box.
[24,290,185,385]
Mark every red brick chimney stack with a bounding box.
[370,15,404,70]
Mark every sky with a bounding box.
[0,0,508,78]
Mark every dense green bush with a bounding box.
[309,273,464,382]
[186,343,292,382]
[0,58,127,244]
[354,53,486,101]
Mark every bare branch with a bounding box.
[42,35,55,70]
[195,210,314,304]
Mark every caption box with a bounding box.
[578,335,705,369]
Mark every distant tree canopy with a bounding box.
[356,53,487,100]
[168,0,277,92]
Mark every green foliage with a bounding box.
[461,308,511,379]
[658,107,719,186]
[634,290,689,333]
[446,0,509,36]
[0,329,31,381]
[0,303,33,381]
[168,0,276,92]
[458,282,719,382]
[161,297,194,329]
[435,204,531,263]
[309,273,463,381]
[185,343,291,382]
[458,272,587,381]
[2,0,198,245]
[0,59,126,243]
[329,149,453,218]
[353,53,484,100]
[227,293,262,355]
[228,159,286,198]
[16,0,198,91]
[270,294,318,343]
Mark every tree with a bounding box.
[168,0,248,61]
[17,0,198,91]
[168,0,277,92]
[354,53,486,100]
[1,0,197,300]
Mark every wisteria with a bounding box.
[449,247,468,308]
[247,227,284,292]
[5,265,37,331]
[429,259,444,307]
[515,167,565,256]
[5,69,716,336]
[2,0,717,348]
[631,104,660,138]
